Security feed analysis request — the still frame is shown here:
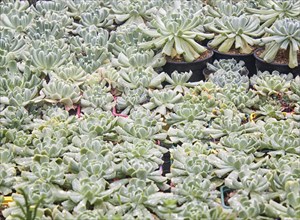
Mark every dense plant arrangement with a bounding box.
[0,0,300,220]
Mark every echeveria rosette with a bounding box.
[259,18,300,68]
[139,11,214,62]
[205,0,246,18]
[246,0,300,27]
[208,15,264,54]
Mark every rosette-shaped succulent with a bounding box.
[168,120,207,144]
[250,71,293,96]
[168,143,213,185]
[143,89,183,115]
[204,109,257,139]
[206,0,245,18]
[207,150,264,178]
[80,83,114,113]
[111,0,163,26]
[139,10,214,62]
[0,0,29,14]
[208,69,249,89]
[258,18,300,68]
[206,59,248,74]
[216,86,259,111]
[113,47,166,70]
[40,79,81,108]
[65,0,100,19]
[78,110,117,140]
[31,0,67,16]
[75,7,114,30]
[246,0,300,27]
[166,102,207,125]
[30,39,70,72]
[115,115,167,143]
[288,76,300,103]
[0,30,26,60]
[208,15,264,54]
[118,67,166,90]
[164,71,200,94]
[0,9,35,33]
[110,178,173,219]
[116,87,148,115]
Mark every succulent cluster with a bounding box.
[0,0,299,220]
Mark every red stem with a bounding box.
[112,96,128,118]
[77,105,81,118]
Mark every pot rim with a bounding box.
[166,49,214,64]
[254,47,299,68]
[207,40,254,57]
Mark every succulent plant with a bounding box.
[80,83,114,113]
[115,115,167,143]
[110,178,173,219]
[205,0,246,18]
[64,0,100,19]
[207,149,266,178]
[75,8,114,30]
[77,110,117,140]
[250,71,293,96]
[229,194,266,219]
[0,9,35,33]
[139,10,214,62]
[219,133,260,154]
[258,18,300,68]
[206,58,248,74]
[246,0,300,27]
[0,29,26,60]
[168,120,207,144]
[166,102,207,125]
[164,71,200,94]
[31,0,67,16]
[116,87,148,115]
[0,163,16,195]
[40,79,81,108]
[118,67,166,90]
[30,39,70,72]
[0,0,29,14]
[208,15,264,54]
[111,0,163,26]
[204,109,257,139]
[113,47,166,70]
[216,86,259,111]
[168,144,213,185]
[208,69,250,89]
[288,76,300,103]
[143,89,183,115]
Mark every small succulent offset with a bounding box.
[0,163,16,195]
[139,10,214,62]
[258,18,300,68]
[208,15,264,54]
[246,0,300,27]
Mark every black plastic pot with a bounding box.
[162,50,214,82]
[207,43,256,76]
[161,151,171,176]
[254,48,300,75]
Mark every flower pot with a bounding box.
[162,151,171,176]
[254,48,300,75]
[220,186,234,209]
[162,50,214,82]
[207,43,256,76]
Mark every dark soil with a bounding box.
[256,49,300,65]
[166,50,213,63]
[224,190,236,206]
[217,47,256,55]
